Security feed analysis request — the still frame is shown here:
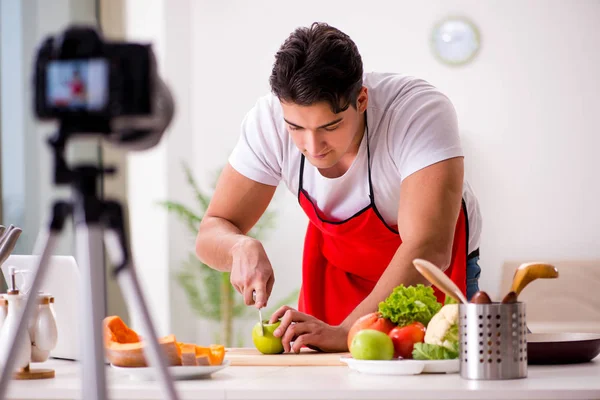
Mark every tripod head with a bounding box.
[33,25,175,186]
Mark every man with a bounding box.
[196,22,482,353]
[69,69,86,102]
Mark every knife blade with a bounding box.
[252,290,264,336]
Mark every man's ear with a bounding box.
[357,87,368,113]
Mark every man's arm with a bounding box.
[196,163,277,306]
[339,156,465,333]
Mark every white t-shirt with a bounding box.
[228,72,482,254]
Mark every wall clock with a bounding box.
[431,16,481,66]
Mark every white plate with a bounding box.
[340,356,458,375]
[110,360,230,381]
[340,357,424,375]
[422,359,459,374]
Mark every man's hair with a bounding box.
[269,22,363,114]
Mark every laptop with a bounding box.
[1,255,81,361]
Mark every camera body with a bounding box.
[33,25,173,152]
[34,26,154,127]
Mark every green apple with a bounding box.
[252,320,284,354]
[350,329,395,360]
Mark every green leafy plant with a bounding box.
[158,162,298,347]
[378,284,442,327]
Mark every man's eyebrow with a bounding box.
[283,118,343,129]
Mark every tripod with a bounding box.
[0,125,181,400]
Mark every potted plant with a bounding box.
[158,162,298,347]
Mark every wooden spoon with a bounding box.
[502,262,558,303]
[413,258,468,304]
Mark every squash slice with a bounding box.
[103,316,182,368]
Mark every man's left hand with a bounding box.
[268,306,348,353]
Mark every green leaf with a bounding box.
[181,161,211,212]
[156,200,202,233]
[175,256,222,320]
[175,268,213,319]
[444,295,459,305]
[412,343,458,360]
[378,284,442,327]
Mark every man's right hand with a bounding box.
[230,237,275,309]
[195,163,278,309]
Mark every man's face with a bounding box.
[280,88,368,170]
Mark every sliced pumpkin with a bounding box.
[194,345,210,357]
[180,343,197,366]
[209,344,225,366]
[196,354,210,366]
[195,344,225,366]
[103,316,182,368]
[103,315,139,347]
[103,316,226,368]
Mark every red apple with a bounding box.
[347,312,395,350]
[388,322,426,359]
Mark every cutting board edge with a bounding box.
[224,347,350,366]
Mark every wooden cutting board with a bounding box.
[224,347,349,366]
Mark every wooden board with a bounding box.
[13,368,55,380]
[224,347,349,366]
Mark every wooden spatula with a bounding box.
[502,262,558,303]
[413,258,468,304]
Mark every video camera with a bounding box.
[33,25,174,152]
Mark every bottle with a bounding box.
[31,293,57,362]
[0,267,32,370]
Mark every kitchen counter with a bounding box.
[6,357,600,400]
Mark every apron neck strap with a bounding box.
[364,111,374,202]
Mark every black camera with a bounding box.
[34,26,154,120]
[33,25,174,151]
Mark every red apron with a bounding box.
[297,117,470,326]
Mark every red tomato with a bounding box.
[347,312,396,350]
[388,322,426,359]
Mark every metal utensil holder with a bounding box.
[459,302,527,380]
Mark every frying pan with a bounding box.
[527,332,600,364]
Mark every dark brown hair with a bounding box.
[269,22,363,114]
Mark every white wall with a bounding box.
[189,0,600,301]
[127,0,600,343]
[124,0,197,339]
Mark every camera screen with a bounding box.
[46,59,108,111]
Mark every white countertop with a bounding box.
[6,356,600,400]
